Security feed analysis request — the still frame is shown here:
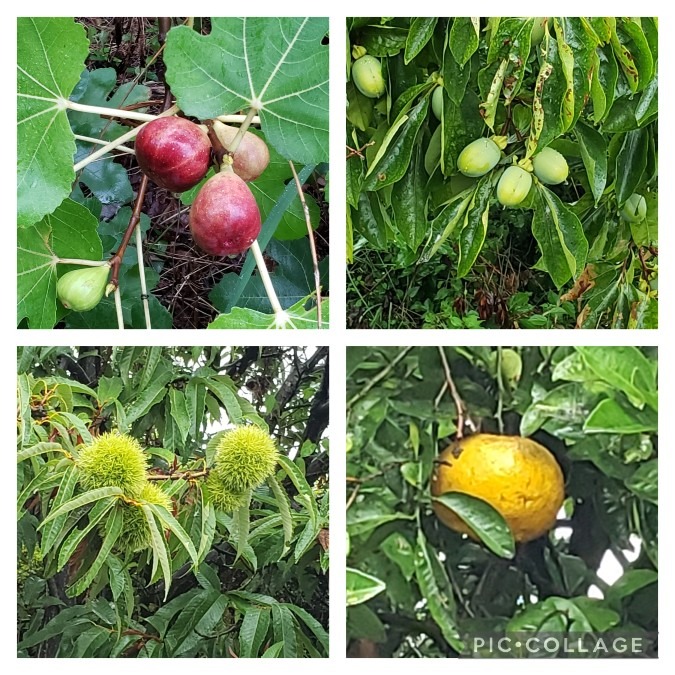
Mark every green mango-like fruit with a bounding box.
[56,264,110,312]
[531,17,547,45]
[621,193,647,223]
[500,349,523,385]
[352,55,386,98]
[532,147,568,185]
[424,124,443,176]
[432,86,443,120]
[457,138,501,177]
[497,166,532,206]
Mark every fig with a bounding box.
[189,171,261,256]
[621,193,647,223]
[432,86,443,120]
[500,349,523,385]
[352,55,386,99]
[532,147,568,185]
[497,166,532,206]
[56,264,110,312]
[135,116,211,192]
[211,120,270,182]
[457,138,501,177]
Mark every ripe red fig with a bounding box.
[212,120,270,181]
[189,171,261,256]
[135,116,211,192]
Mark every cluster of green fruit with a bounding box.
[454,135,569,207]
[56,115,270,313]
[75,426,278,553]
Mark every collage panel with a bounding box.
[17,346,329,657]
[17,17,329,330]
[347,346,657,658]
[346,17,657,329]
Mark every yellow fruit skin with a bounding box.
[352,55,386,98]
[431,434,564,542]
[532,147,568,185]
[497,166,532,206]
[457,138,501,177]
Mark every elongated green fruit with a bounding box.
[352,55,386,98]
[497,166,532,206]
[432,86,443,120]
[532,147,568,185]
[621,193,647,223]
[457,138,501,177]
[56,265,110,312]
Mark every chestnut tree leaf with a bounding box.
[164,17,328,164]
[17,17,89,227]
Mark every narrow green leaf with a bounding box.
[39,486,123,527]
[268,476,293,548]
[57,497,116,571]
[142,505,172,599]
[148,503,199,566]
[17,442,65,463]
[68,506,123,597]
[404,17,438,64]
[271,604,297,658]
[239,606,271,658]
[234,489,252,564]
[347,567,386,606]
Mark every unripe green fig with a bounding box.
[457,138,501,177]
[621,193,647,223]
[57,264,110,312]
[352,55,386,99]
[77,432,148,498]
[211,426,279,492]
[211,120,270,182]
[135,116,211,192]
[532,147,568,185]
[189,171,261,256]
[432,86,443,120]
[497,166,532,206]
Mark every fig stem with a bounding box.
[65,100,156,122]
[73,104,179,172]
[250,240,284,317]
[74,134,135,155]
[216,114,261,126]
[226,107,259,156]
[56,258,110,267]
[288,160,322,328]
[113,287,124,330]
[135,224,152,329]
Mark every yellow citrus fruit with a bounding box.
[431,434,564,542]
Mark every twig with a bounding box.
[226,107,258,155]
[289,160,322,327]
[347,347,413,408]
[147,470,208,481]
[437,347,475,437]
[346,483,360,510]
[109,175,150,292]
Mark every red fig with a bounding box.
[135,117,211,192]
[212,120,270,182]
[189,172,261,256]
